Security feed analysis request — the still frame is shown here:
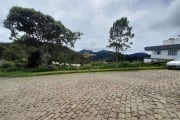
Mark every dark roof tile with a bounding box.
[145,44,180,51]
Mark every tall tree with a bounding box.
[107,17,134,61]
[3,6,82,65]
[3,44,28,62]
[27,48,41,68]
[0,46,5,59]
[3,6,81,46]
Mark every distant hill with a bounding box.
[125,52,150,61]
[79,49,150,61]
[79,49,94,54]
[0,42,11,47]
[79,49,115,61]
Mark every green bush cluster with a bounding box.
[0,61,25,72]
[81,61,166,69]
[0,60,166,72]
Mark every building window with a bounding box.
[168,49,177,56]
[154,50,161,55]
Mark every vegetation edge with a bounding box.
[0,66,166,77]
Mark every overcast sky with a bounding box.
[0,0,180,53]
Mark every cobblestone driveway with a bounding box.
[0,70,180,120]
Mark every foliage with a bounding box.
[0,61,15,69]
[107,17,134,61]
[3,6,82,67]
[27,48,42,68]
[4,6,82,47]
[83,61,165,69]
[0,61,18,72]
[0,46,5,59]
[149,61,167,66]
[0,66,165,77]
[23,65,57,72]
[3,44,28,62]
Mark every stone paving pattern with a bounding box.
[0,70,180,120]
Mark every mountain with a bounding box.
[79,49,115,61]
[79,50,150,61]
[125,52,150,61]
[79,49,94,54]
[95,50,115,61]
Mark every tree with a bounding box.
[0,46,5,59]
[107,17,134,61]
[27,48,41,68]
[3,6,81,46]
[3,6,82,65]
[3,44,28,62]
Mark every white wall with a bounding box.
[144,58,152,63]
[151,49,180,60]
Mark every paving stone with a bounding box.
[109,112,116,118]
[118,112,125,119]
[155,114,162,119]
[0,70,179,120]
[131,117,138,120]
[177,112,180,119]
[139,115,147,120]
[170,112,178,118]
[126,113,131,118]
[125,107,131,113]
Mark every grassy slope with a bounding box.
[0,66,166,77]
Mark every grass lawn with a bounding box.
[0,66,166,77]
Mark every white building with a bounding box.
[145,38,180,60]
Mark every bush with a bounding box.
[150,61,166,66]
[0,61,15,69]
[128,61,142,67]
[2,67,20,72]
[58,65,78,70]
[0,61,20,72]
[118,61,129,67]
[24,65,57,72]
[27,49,42,68]
[0,61,27,72]
[79,64,92,70]
[24,65,78,72]
[90,62,106,66]
[81,61,156,69]
[15,62,26,68]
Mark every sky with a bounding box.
[0,0,180,53]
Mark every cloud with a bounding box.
[151,0,180,30]
[167,0,180,27]
[0,0,179,53]
[0,28,11,42]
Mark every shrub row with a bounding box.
[0,60,166,72]
[83,61,166,69]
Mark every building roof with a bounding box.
[145,44,180,51]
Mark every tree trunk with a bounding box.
[115,47,119,62]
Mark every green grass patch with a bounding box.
[0,66,166,77]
